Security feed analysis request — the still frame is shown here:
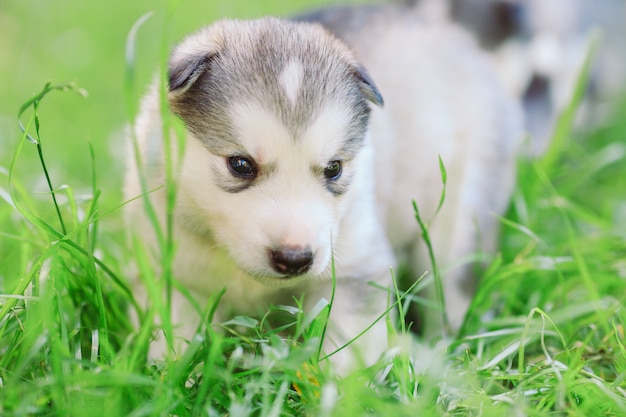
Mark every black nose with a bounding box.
[270,246,313,277]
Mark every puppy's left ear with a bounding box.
[168,52,219,96]
[354,65,384,107]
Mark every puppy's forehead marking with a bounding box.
[279,59,304,108]
[302,102,352,159]
[230,100,351,162]
[230,102,291,157]
[226,100,358,198]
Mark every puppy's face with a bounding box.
[167,18,382,285]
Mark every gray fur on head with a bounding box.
[167,18,383,156]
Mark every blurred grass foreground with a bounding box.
[1,0,626,416]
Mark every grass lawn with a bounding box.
[1,1,625,415]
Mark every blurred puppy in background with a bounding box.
[125,3,522,369]
[409,0,626,153]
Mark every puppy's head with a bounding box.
[167,18,382,285]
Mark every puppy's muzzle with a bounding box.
[270,246,313,277]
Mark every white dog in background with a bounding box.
[125,4,522,369]
[412,0,626,153]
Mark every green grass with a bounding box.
[2,1,626,415]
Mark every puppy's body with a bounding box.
[125,5,521,367]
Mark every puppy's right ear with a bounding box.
[168,52,219,95]
[354,65,384,107]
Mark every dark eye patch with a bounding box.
[227,156,257,179]
[323,160,342,180]
[313,159,352,196]
[216,154,260,193]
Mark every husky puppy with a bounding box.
[125,4,521,369]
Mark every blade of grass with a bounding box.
[539,30,600,174]
[411,155,451,337]
[413,199,451,338]
[17,82,87,236]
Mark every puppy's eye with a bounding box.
[227,156,256,178]
[323,160,342,180]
